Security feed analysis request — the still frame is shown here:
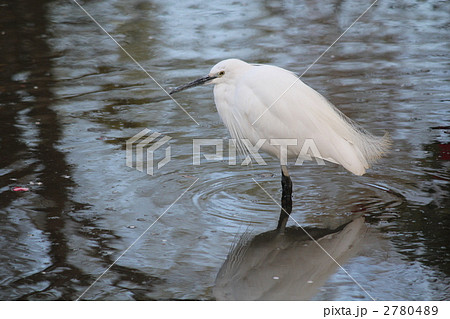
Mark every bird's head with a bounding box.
[169,59,249,95]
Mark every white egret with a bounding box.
[170,59,390,227]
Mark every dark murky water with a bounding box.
[0,0,449,300]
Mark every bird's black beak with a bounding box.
[169,75,216,95]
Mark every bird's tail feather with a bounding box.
[332,107,392,175]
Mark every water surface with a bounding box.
[0,0,448,300]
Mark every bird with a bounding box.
[170,59,390,229]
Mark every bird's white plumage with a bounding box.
[209,59,390,175]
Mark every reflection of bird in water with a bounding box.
[170,59,390,227]
[214,217,366,300]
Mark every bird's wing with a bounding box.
[234,65,389,175]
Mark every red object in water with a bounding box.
[12,187,29,192]
[438,143,450,161]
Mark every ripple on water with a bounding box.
[190,162,407,230]
[191,169,279,225]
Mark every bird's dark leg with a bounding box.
[277,165,293,231]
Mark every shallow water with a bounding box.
[0,0,449,300]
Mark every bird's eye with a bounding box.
[218,71,225,76]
